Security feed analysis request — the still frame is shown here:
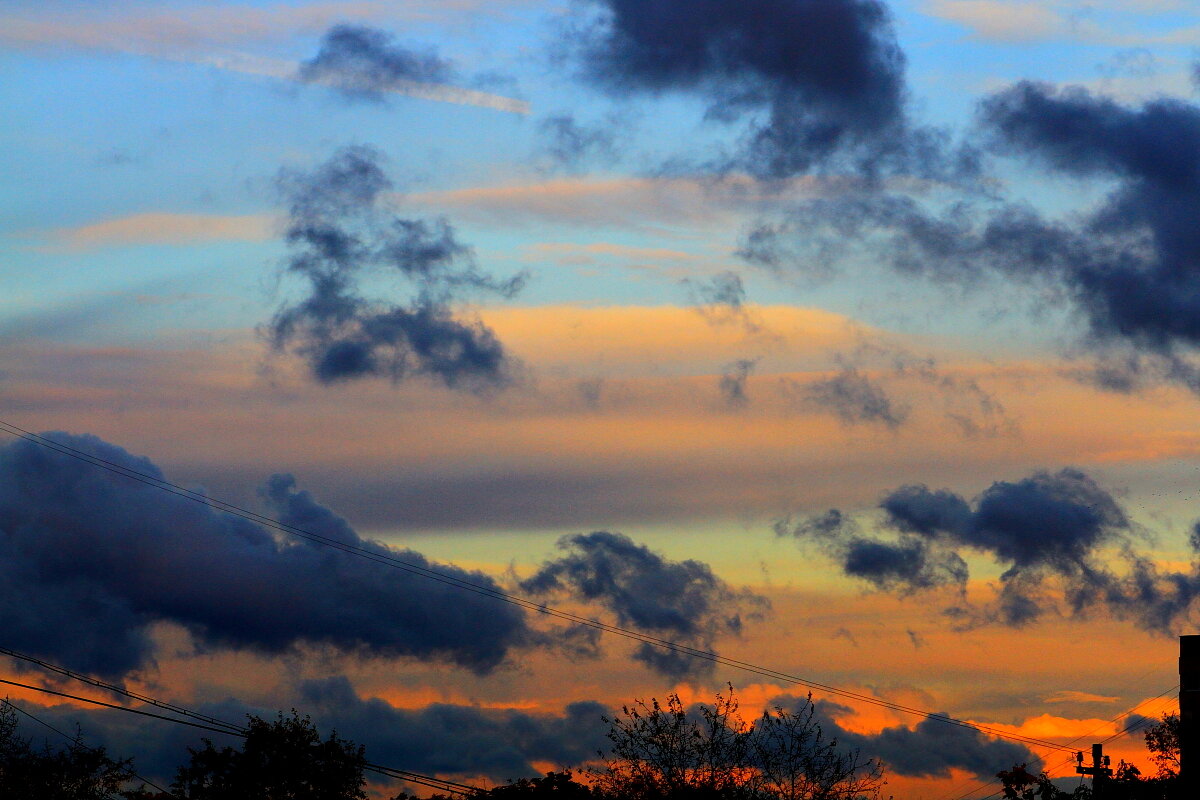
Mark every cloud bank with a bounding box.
[0,432,532,678]
[781,468,1200,631]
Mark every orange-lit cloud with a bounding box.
[42,212,273,250]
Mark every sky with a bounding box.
[3,1,1200,797]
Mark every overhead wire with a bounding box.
[0,420,1081,755]
[0,675,475,795]
[942,685,1180,800]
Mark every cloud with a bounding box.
[0,2,530,55]
[742,79,1200,393]
[978,83,1200,355]
[299,24,454,97]
[682,272,769,335]
[782,467,1200,632]
[688,271,747,312]
[298,677,610,779]
[0,431,532,678]
[39,212,272,251]
[536,114,620,170]
[719,358,757,408]
[293,24,528,113]
[569,0,951,178]
[922,1,1073,43]
[805,698,1037,779]
[520,531,768,678]
[265,145,526,391]
[1043,690,1119,704]
[16,681,1035,786]
[0,8,529,113]
[799,361,908,429]
[777,509,968,592]
[19,681,611,785]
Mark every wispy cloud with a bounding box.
[38,212,273,250]
[0,5,529,113]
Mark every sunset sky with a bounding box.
[3,1,1200,798]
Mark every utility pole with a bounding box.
[1182,634,1200,797]
[1075,743,1112,798]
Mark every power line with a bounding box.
[0,420,1079,755]
[2,696,175,797]
[943,686,1180,800]
[0,675,475,796]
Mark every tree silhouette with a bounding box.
[0,700,136,800]
[171,711,367,800]
[591,685,883,800]
[1143,713,1179,779]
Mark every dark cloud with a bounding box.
[19,683,1034,787]
[746,82,1200,390]
[803,699,1036,779]
[537,114,619,170]
[978,83,1200,353]
[520,531,768,678]
[777,509,967,592]
[18,682,611,786]
[570,0,969,179]
[887,470,1129,571]
[784,468,1200,632]
[719,358,757,408]
[880,484,974,539]
[298,677,610,778]
[266,145,525,391]
[802,362,907,428]
[0,432,531,678]
[299,25,454,100]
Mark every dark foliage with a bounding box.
[171,712,367,800]
[0,701,136,800]
[591,686,883,800]
[1144,713,1179,779]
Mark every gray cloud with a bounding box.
[299,24,454,100]
[520,531,768,679]
[801,362,908,429]
[266,145,525,391]
[0,432,531,678]
[537,114,620,170]
[782,468,1200,632]
[15,680,611,787]
[719,358,757,408]
[805,698,1036,780]
[569,0,970,179]
[742,80,1200,393]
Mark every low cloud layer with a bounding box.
[781,468,1200,631]
[18,679,611,786]
[266,145,525,391]
[802,697,1036,779]
[15,681,1037,787]
[521,531,768,678]
[0,432,532,677]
